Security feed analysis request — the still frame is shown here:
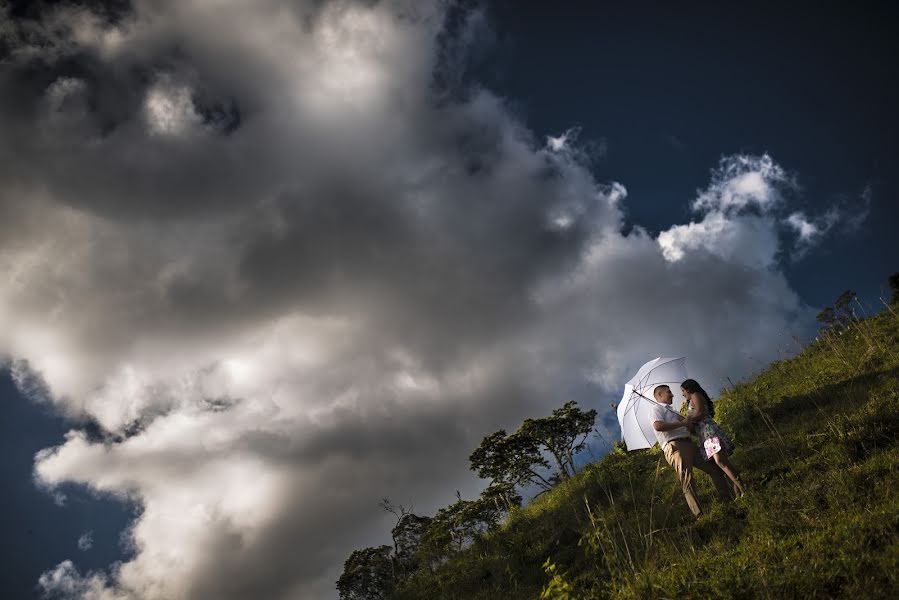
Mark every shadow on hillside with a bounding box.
[734,365,899,480]
[762,365,899,426]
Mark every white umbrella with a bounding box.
[616,357,688,450]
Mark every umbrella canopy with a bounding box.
[616,357,688,450]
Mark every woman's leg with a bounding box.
[713,452,745,497]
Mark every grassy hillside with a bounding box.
[393,308,899,599]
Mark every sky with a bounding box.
[0,1,896,598]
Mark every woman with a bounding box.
[681,378,746,498]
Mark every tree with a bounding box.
[815,306,836,329]
[391,513,432,581]
[337,501,433,598]
[419,492,505,563]
[470,401,597,504]
[377,499,431,584]
[888,272,899,305]
[480,480,523,515]
[817,289,858,333]
[520,401,597,481]
[469,429,554,497]
[336,546,394,600]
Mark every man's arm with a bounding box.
[653,418,685,432]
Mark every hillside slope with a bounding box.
[394,309,899,599]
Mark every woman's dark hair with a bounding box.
[681,378,714,419]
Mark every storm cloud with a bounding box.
[1,1,823,598]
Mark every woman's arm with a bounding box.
[688,392,708,420]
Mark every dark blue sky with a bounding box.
[474,0,898,308]
[0,373,135,599]
[2,1,897,597]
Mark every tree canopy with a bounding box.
[521,401,597,482]
[469,400,596,494]
[336,545,394,600]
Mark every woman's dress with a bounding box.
[687,404,735,460]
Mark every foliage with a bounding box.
[817,289,858,333]
[469,400,597,505]
[337,502,432,599]
[336,545,395,600]
[481,480,523,514]
[540,559,576,600]
[392,513,432,580]
[521,401,598,481]
[419,493,505,560]
[889,271,899,305]
[469,429,553,493]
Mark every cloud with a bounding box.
[783,184,872,257]
[1,2,818,599]
[78,531,94,551]
[847,183,873,231]
[785,211,822,243]
[658,153,870,267]
[546,127,580,153]
[691,153,794,215]
[658,153,793,268]
[658,211,780,268]
[143,77,203,138]
[38,561,110,600]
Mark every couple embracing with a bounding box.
[649,379,745,519]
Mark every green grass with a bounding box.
[393,309,899,599]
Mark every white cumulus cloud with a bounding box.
[691,153,794,215]
[658,153,793,268]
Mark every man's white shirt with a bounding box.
[648,402,690,447]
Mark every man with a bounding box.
[650,384,733,518]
